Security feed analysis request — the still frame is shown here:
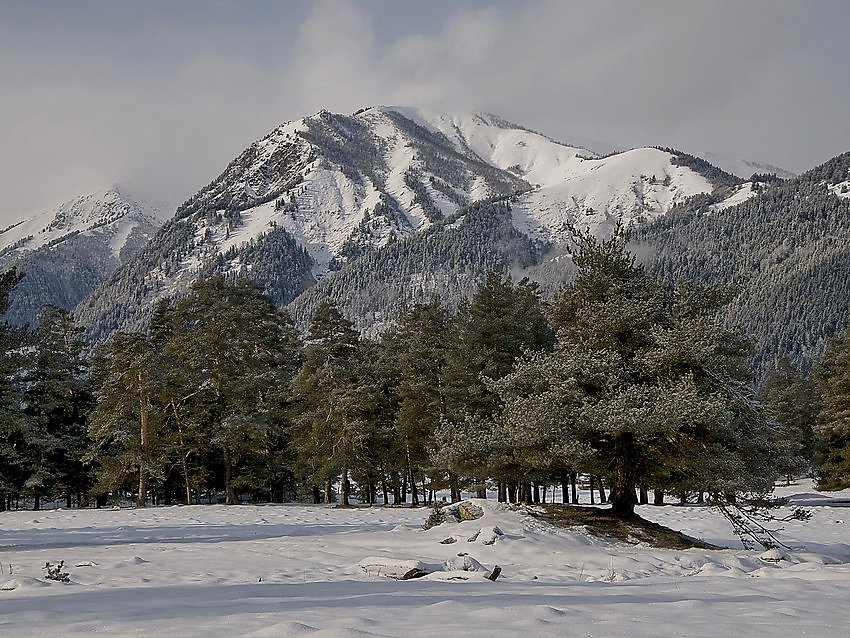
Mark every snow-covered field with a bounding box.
[2,480,850,637]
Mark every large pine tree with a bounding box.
[493,230,781,516]
[291,301,375,506]
[23,306,94,509]
[0,269,26,510]
[813,323,850,490]
[167,276,302,505]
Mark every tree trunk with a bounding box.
[639,486,649,505]
[653,488,664,505]
[589,476,595,505]
[312,485,321,504]
[171,400,193,506]
[507,481,517,504]
[405,443,416,505]
[224,452,237,505]
[497,481,506,502]
[570,472,578,504]
[181,456,192,506]
[33,492,41,511]
[392,479,401,505]
[341,467,351,506]
[324,479,333,504]
[137,374,148,509]
[608,437,638,517]
[450,473,461,503]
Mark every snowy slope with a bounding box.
[0,188,161,326]
[711,181,759,212]
[2,480,850,637]
[385,109,715,241]
[157,107,719,281]
[0,187,160,265]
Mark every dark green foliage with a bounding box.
[763,359,819,480]
[88,331,169,506]
[23,306,94,507]
[206,226,316,307]
[290,301,377,505]
[431,273,553,492]
[165,277,302,505]
[489,230,781,516]
[0,269,27,504]
[89,277,301,506]
[813,324,850,490]
[289,200,548,333]
[383,301,453,504]
[638,152,850,382]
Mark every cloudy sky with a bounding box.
[1,0,848,222]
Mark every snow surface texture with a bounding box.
[711,182,759,212]
[2,480,850,637]
[0,187,160,264]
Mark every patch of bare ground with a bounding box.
[531,505,721,550]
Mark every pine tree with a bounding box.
[813,323,850,490]
[385,301,453,504]
[23,306,94,509]
[0,268,27,510]
[763,358,819,482]
[494,229,780,516]
[435,271,554,497]
[167,276,302,505]
[291,301,374,506]
[89,331,168,507]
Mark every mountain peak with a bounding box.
[0,186,161,265]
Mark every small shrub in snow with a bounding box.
[423,503,446,529]
[43,561,70,583]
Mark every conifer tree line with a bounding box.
[1,230,849,514]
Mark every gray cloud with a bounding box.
[1,0,848,224]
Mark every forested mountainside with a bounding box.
[0,188,159,327]
[75,106,719,342]
[288,198,544,332]
[638,152,850,381]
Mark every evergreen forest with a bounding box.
[2,230,847,517]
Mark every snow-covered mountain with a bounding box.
[0,187,160,263]
[0,187,160,326]
[76,106,738,340]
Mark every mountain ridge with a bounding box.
[0,187,161,327]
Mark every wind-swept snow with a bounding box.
[2,480,850,637]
